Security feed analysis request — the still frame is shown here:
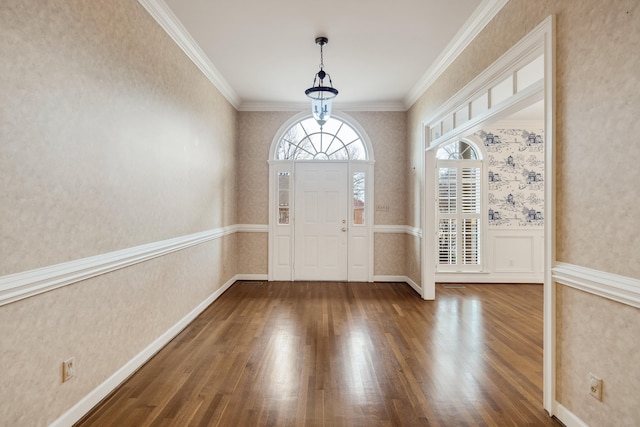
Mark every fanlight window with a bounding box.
[276,117,366,160]
[436,140,479,160]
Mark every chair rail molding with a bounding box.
[373,225,422,238]
[553,262,640,309]
[0,226,241,307]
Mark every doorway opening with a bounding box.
[421,16,555,414]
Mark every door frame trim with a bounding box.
[421,16,556,414]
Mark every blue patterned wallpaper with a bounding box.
[478,127,545,228]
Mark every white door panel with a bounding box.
[294,163,348,281]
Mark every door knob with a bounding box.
[342,227,347,232]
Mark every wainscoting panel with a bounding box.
[494,235,535,273]
[436,229,544,283]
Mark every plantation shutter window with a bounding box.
[436,141,482,272]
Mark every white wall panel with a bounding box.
[494,235,535,272]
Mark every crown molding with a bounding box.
[403,0,510,109]
[336,102,407,112]
[138,0,507,113]
[239,102,308,112]
[137,0,241,109]
[238,101,407,112]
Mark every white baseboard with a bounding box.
[374,275,422,296]
[374,275,407,282]
[435,273,544,284]
[555,403,589,427]
[405,276,422,295]
[50,274,239,427]
[235,274,268,281]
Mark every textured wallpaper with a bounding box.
[237,232,268,274]
[0,0,238,424]
[408,0,640,425]
[0,237,237,426]
[0,0,237,276]
[557,286,640,425]
[237,111,297,225]
[553,1,640,279]
[374,233,406,276]
[348,112,408,226]
[406,234,422,285]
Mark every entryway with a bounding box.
[268,113,374,282]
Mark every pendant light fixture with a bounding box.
[305,36,338,127]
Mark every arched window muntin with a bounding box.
[436,139,482,160]
[274,115,370,161]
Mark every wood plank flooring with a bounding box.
[77,282,561,426]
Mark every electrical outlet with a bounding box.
[62,357,76,382]
[589,373,603,401]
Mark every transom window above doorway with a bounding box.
[436,140,480,160]
[275,117,367,160]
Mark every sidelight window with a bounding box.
[353,171,365,225]
[277,172,290,224]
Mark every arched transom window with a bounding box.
[275,117,367,160]
[436,140,479,160]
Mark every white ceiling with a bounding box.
[149,0,506,110]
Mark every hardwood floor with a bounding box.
[77,282,561,426]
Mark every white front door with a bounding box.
[294,162,348,281]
